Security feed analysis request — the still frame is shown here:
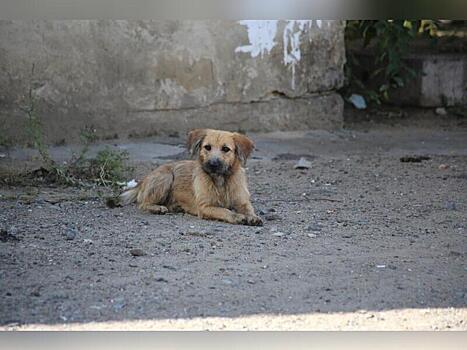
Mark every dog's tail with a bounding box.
[120,183,140,206]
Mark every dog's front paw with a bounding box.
[246,215,263,226]
[233,213,263,226]
[230,213,249,225]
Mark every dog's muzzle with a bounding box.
[204,158,226,175]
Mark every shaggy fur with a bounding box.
[120,129,263,226]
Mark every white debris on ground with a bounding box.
[435,107,448,116]
[123,179,138,190]
[348,94,367,110]
[294,157,312,169]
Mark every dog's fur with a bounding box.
[120,129,263,226]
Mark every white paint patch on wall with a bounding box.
[235,20,279,58]
[235,20,326,90]
[283,20,313,90]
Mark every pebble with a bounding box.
[307,224,322,232]
[65,228,78,241]
[272,231,286,237]
[112,297,126,310]
[446,202,457,211]
[265,213,281,221]
[129,248,146,257]
[222,278,233,285]
[247,279,256,284]
[439,164,449,170]
[307,233,317,238]
[294,157,312,170]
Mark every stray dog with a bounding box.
[120,129,263,226]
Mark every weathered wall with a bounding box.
[0,20,345,145]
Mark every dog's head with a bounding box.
[187,129,254,176]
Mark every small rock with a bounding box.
[112,297,126,310]
[307,224,322,232]
[247,279,256,284]
[265,213,281,221]
[155,277,168,283]
[446,202,457,210]
[222,278,233,285]
[129,263,138,268]
[435,107,447,116]
[307,233,317,238]
[129,248,146,257]
[294,157,312,170]
[83,239,93,244]
[31,290,41,297]
[65,228,78,241]
[439,164,449,170]
[272,231,286,237]
[376,265,386,268]
[348,94,367,110]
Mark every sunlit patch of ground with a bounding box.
[3,308,466,331]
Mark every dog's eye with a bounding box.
[204,145,212,151]
[222,146,231,153]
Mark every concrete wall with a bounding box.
[0,20,345,145]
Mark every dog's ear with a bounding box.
[233,133,254,166]
[187,129,207,157]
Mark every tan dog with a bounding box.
[120,129,263,226]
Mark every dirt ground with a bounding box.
[1,108,466,330]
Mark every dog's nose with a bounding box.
[207,158,222,170]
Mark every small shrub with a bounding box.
[86,148,132,187]
[344,20,437,105]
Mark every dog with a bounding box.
[120,129,263,226]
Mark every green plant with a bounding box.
[21,64,54,167]
[19,64,132,188]
[344,20,437,105]
[87,148,132,187]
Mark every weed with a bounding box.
[82,147,133,188]
[17,64,132,188]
